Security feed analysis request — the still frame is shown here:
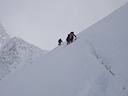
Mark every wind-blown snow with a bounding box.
[0,2,128,96]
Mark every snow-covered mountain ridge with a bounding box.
[0,37,47,80]
[0,2,128,96]
[0,23,48,81]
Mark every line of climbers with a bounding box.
[58,32,77,45]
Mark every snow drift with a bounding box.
[0,2,128,96]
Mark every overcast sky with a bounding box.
[0,0,128,50]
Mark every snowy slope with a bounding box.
[0,37,47,81]
[77,2,128,96]
[0,2,128,96]
[0,22,10,49]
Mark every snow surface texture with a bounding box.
[0,37,47,81]
[0,2,128,96]
[0,23,10,49]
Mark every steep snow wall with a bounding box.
[77,2,128,96]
